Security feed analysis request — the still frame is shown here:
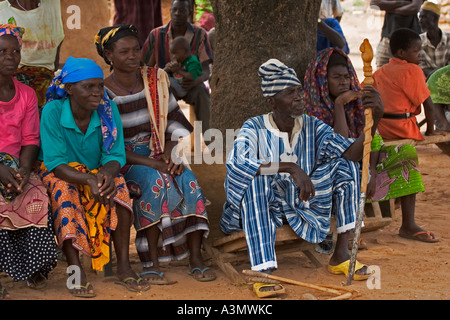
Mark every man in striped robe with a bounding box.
[220,59,384,280]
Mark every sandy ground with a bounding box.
[2,8,449,303]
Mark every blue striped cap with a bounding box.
[258,59,302,97]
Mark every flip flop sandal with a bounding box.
[115,277,150,292]
[328,259,373,281]
[27,273,47,290]
[1,286,10,300]
[253,282,286,298]
[187,267,216,282]
[139,270,177,285]
[68,282,96,298]
[399,231,439,243]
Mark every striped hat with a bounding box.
[258,59,302,97]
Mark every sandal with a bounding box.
[187,267,216,282]
[253,282,285,298]
[115,277,150,292]
[27,272,47,290]
[328,259,373,281]
[139,270,177,285]
[68,282,96,298]
[399,230,439,243]
[0,286,10,300]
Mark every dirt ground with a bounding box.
[2,7,449,302]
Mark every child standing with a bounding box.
[373,28,444,140]
[164,36,203,98]
[372,28,441,243]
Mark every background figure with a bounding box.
[0,0,64,109]
[113,0,163,47]
[194,0,214,31]
[418,1,450,79]
[0,23,57,300]
[427,65,450,130]
[317,17,349,54]
[165,36,203,97]
[370,0,423,69]
[320,0,344,21]
[141,0,213,133]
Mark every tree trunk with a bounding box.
[210,0,321,134]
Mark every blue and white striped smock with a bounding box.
[220,113,361,271]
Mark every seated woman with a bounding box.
[39,57,150,298]
[94,25,214,283]
[304,48,438,243]
[0,23,57,300]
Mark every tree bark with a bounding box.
[210,0,321,134]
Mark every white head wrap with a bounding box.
[258,59,302,97]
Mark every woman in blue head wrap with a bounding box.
[39,57,150,298]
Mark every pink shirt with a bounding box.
[0,77,40,158]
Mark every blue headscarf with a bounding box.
[46,57,117,153]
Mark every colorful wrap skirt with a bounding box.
[39,162,133,271]
[370,135,425,201]
[123,138,209,267]
[0,153,56,281]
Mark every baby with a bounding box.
[164,36,203,97]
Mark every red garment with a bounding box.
[373,58,430,140]
[113,0,163,47]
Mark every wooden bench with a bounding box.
[203,225,323,283]
[383,131,450,155]
[203,200,394,284]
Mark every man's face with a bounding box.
[271,85,305,118]
[170,1,190,27]
[419,10,439,33]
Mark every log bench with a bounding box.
[383,132,450,155]
[204,199,394,284]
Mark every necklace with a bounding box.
[15,0,40,11]
[112,73,140,95]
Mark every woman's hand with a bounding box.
[16,166,31,193]
[87,170,117,208]
[0,163,21,194]
[161,140,184,176]
[335,90,362,108]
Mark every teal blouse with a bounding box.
[40,97,126,171]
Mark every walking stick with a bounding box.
[242,270,359,300]
[346,39,374,286]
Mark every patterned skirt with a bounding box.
[0,153,56,281]
[124,139,209,267]
[371,142,425,201]
[39,163,133,271]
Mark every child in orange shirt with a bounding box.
[373,28,443,140]
[372,28,440,243]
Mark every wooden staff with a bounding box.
[346,39,374,285]
[243,270,358,300]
